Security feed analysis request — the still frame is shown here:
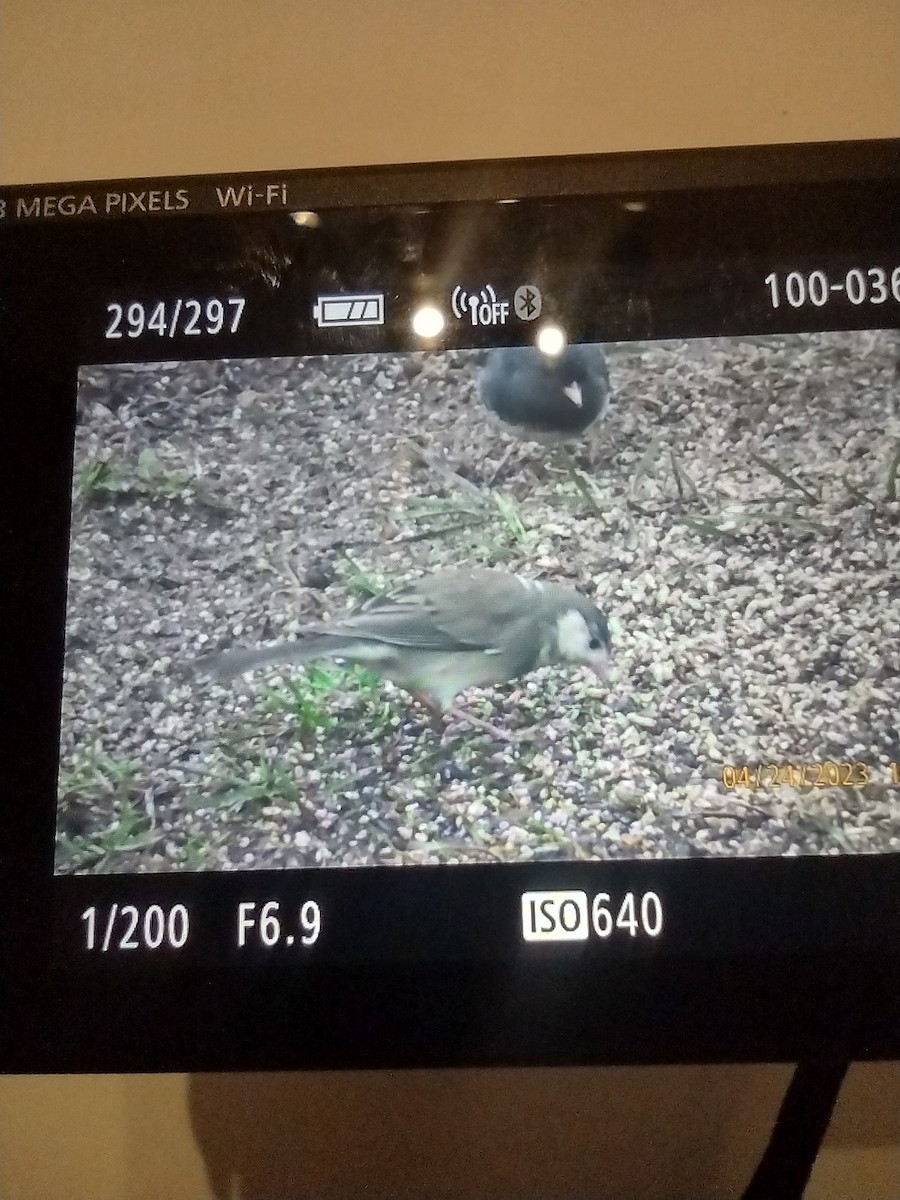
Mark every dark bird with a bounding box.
[478,343,611,480]
[197,566,611,739]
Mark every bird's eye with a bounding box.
[588,636,602,650]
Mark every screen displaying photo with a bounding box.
[56,330,900,874]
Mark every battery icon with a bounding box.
[312,293,385,327]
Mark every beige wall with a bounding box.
[1,1,898,1197]
[2,0,899,184]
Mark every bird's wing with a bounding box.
[399,569,549,650]
[325,569,547,654]
[308,602,473,653]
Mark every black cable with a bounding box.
[741,1058,850,1200]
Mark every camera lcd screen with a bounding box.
[2,140,899,1071]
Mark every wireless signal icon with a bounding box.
[451,284,495,320]
[450,284,508,326]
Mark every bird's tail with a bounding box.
[195,632,349,681]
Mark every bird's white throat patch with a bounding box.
[563,381,584,407]
[555,608,591,660]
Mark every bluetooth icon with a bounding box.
[513,284,542,321]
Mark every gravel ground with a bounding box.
[56,330,900,874]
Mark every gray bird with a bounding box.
[197,566,611,738]
[479,344,611,480]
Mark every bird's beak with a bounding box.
[588,646,611,678]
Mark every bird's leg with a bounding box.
[446,704,515,743]
[410,690,513,743]
[579,424,612,473]
[409,690,450,736]
[553,444,580,475]
[483,439,518,487]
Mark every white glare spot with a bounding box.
[622,200,647,213]
[290,210,321,228]
[536,324,567,357]
[412,304,445,339]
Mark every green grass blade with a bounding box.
[749,452,819,504]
